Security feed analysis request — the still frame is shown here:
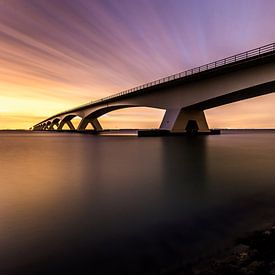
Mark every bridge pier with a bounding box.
[160,109,209,133]
[49,120,60,130]
[57,120,75,130]
[44,121,51,130]
[91,118,103,131]
[33,125,42,131]
[78,117,103,131]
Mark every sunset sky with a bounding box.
[1,0,275,129]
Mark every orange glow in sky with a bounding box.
[1,0,275,129]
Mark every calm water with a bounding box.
[1,131,275,274]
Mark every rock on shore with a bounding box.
[192,224,275,275]
[163,224,275,275]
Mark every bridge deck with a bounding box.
[35,43,275,126]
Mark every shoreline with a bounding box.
[163,221,275,275]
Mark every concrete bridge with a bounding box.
[32,43,275,133]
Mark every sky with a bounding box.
[1,0,275,129]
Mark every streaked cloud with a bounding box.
[0,0,275,129]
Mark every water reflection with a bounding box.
[160,136,207,188]
[1,132,275,274]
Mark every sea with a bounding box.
[1,130,275,274]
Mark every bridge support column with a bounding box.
[49,122,59,130]
[66,121,75,130]
[44,123,51,130]
[78,117,102,131]
[57,120,75,130]
[33,125,41,131]
[90,118,103,131]
[160,109,209,133]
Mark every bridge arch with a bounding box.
[49,118,61,130]
[57,114,83,130]
[78,105,134,131]
[44,121,52,130]
[98,106,165,130]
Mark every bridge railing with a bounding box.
[56,42,275,117]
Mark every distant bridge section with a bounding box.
[32,43,275,133]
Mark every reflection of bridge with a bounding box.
[33,43,275,133]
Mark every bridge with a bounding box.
[32,43,275,133]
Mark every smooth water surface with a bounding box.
[1,131,275,274]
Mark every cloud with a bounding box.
[0,0,275,128]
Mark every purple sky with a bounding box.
[1,0,275,129]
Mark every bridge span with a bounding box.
[32,43,275,133]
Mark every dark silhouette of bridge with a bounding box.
[32,43,275,133]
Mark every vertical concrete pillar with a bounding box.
[160,109,182,131]
[78,117,102,131]
[90,118,103,131]
[44,122,51,130]
[77,117,90,131]
[49,121,59,130]
[33,125,40,131]
[66,120,75,130]
[57,119,75,130]
[160,108,209,133]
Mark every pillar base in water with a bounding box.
[138,129,220,137]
